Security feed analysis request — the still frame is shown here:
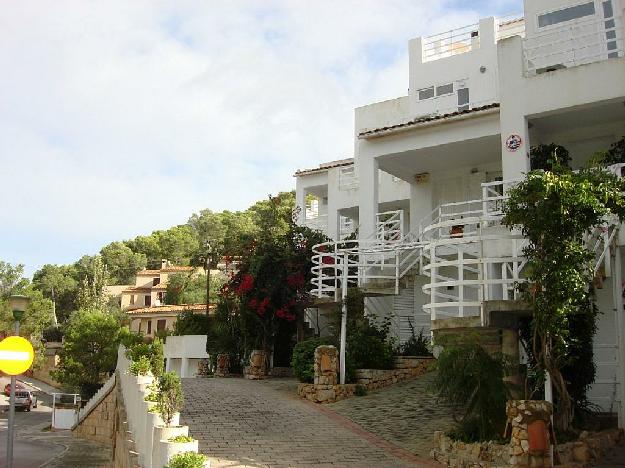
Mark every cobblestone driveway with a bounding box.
[330,373,456,457]
[181,377,439,468]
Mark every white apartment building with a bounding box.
[295,0,625,423]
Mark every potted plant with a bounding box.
[160,436,200,465]
[153,372,189,468]
[165,451,208,468]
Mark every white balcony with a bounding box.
[524,15,624,76]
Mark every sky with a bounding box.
[0,0,522,277]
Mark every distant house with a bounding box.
[120,260,201,311]
[127,303,214,338]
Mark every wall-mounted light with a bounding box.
[480,65,487,73]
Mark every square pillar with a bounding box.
[358,157,379,239]
[180,358,189,378]
[296,186,307,225]
[501,114,531,181]
[410,179,433,236]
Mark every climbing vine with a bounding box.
[503,161,625,430]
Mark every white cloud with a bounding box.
[0,0,491,275]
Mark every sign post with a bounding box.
[3,294,34,468]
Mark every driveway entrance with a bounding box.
[181,378,439,467]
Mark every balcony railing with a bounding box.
[497,14,525,41]
[524,16,624,75]
[422,22,480,62]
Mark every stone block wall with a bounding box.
[297,347,434,404]
[73,382,116,446]
[270,366,293,378]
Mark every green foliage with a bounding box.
[530,143,571,171]
[0,260,29,298]
[32,263,78,322]
[53,309,123,397]
[125,338,164,377]
[168,435,195,443]
[144,382,160,402]
[129,356,152,376]
[399,321,432,356]
[600,136,625,165]
[173,311,209,336]
[433,341,510,442]
[76,256,110,311]
[503,164,625,429]
[0,285,55,368]
[165,452,207,468]
[291,336,336,383]
[354,385,367,397]
[42,325,64,342]
[100,241,147,285]
[150,337,165,377]
[157,372,184,426]
[165,273,222,306]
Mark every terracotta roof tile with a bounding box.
[294,158,354,177]
[358,103,500,139]
[126,303,216,315]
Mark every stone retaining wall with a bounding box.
[430,425,624,467]
[73,381,116,446]
[270,366,293,378]
[298,346,434,403]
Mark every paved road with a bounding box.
[330,372,456,457]
[0,376,65,467]
[181,377,439,468]
[0,376,111,468]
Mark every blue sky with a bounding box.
[0,0,523,277]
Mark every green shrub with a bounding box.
[346,316,395,370]
[354,384,367,397]
[165,451,207,468]
[150,337,165,377]
[168,435,194,443]
[42,325,64,343]
[144,382,159,402]
[601,136,625,165]
[291,336,336,383]
[172,311,209,335]
[432,340,510,442]
[129,356,151,376]
[399,323,432,357]
[126,342,151,361]
[157,372,184,426]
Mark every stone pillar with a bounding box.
[180,358,189,378]
[245,350,268,380]
[215,353,230,377]
[507,400,553,467]
[314,345,338,385]
[502,328,522,396]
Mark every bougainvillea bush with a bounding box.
[207,193,328,366]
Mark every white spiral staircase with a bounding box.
[310,165,624,325]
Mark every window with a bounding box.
[157,319,166,332]
[602,1,613,18]
[157,292,164,302]
[152,277,160,286]
[130,295,135,305]
[418,86,435,100]
[138,322,141,333]
[145,295,151,307]
[538,2,595,28]
[457,87,470,111]
[147,320,152,335]
[436,83,454,96]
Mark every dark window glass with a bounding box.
[457,87,470,111]
[538,2,595,28]
[605,19,615,28]
[157,319,166,331]
[602,1,614,18]
[436,83,454,96]
[418,87,434,100]
[607,41,617,50]
[145,295,151,306]
[147,321,152,334]
[606,30,616,40]
[153,277,160,286]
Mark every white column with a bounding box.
[410,180,433,236]
[180,358,189,378]
[296,186,306,225]
[500,114,531,181]
[326,202,340,240]
[165,358,171,373]
[358,157,379,239]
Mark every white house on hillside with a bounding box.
[295,0,625,424]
